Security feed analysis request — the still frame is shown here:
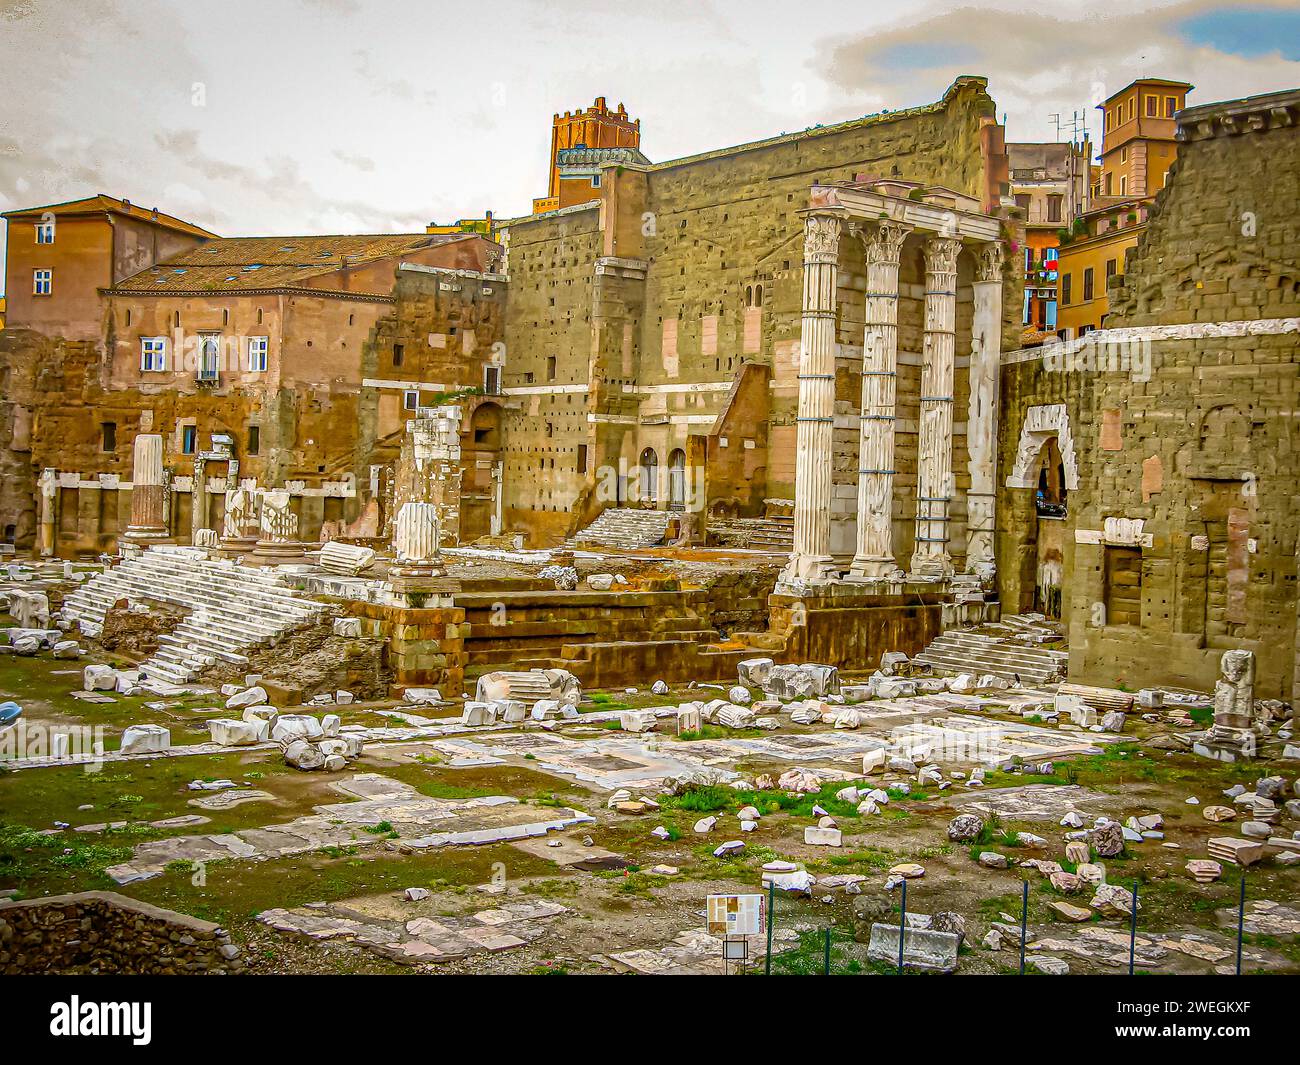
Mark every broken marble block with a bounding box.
[462,701,497,726]
[83,664,118,691]
[717,706,756,729]
[284,738,326,771]
[270,714,325,743]
[728,685,752,705]
[764,662,840,699]
[207,718,266,747]
[332,617,363,638]
[619,709,658,733]
[676,705,702,733]
[118,724,171,756]
[51,640,81,659]
[495,700,527,723]
[866,923,960,973]
[804,826,843,847]
[738,657,774,688]
[226,685,269,711]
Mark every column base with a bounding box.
[118,528,172,556]
[776,553,838,593]
[908,554,954,581]
[845,556,905,583]
[212,535,259,559]
[248,539,308,566]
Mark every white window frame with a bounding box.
[403,389,420,411]
[33,269,52,296]
[35,222,55,245]
[247,335,269,372]
[484,365,501,394]
[140,336,167,372]
[197,333,221,380]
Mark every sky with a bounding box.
[1,0,1298,295]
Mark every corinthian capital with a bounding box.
[861,219,912,265]
[803,212,843,261]
[976,241,1005,283]
[924,235,963,275]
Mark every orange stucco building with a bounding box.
[2,195,216,342]
[1097,78,1192,198]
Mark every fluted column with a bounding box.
[393,501,444,576]
[849,220,911,581]
[780,208,843,586]
[124,434,168,542]
[911,236,962,578]
[966,242,1004,579]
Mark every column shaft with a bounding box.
[967,242,1005,577]
[781,210,842,585]
[850,220,910,579]
[911,237,962,577]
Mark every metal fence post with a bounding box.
[765,879,775,976]
[897,878,908,974]
[1128,879,1140,975]
[1236,874,1246,976]
[1019,878,1029,975]
[823,926,832,975]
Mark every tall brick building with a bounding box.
[997,86,1300,698]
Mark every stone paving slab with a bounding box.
[105,774,593,883]
[258,896,572,965]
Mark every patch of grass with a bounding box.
[661,785,733,813]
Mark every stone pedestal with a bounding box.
[120,434,171,552]
[848,220,910,582]
[910,237,962,579]
[1195,649,1262,760]
[779,208,844,590]
[247,488,305,566]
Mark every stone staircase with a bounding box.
[914,613,1068,685]
[572,508,671,550]
[707,516,794,551]
[60,547,329,685]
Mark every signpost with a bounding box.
[707,893,767,973]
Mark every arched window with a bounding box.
[639,447,659,504]
[668,449,687,509]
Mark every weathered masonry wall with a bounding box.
[998,88,1300,698]
[498,77,1012,549]
[0,890,243,974]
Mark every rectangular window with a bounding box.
[140,336,167,372]
[1104,172,1113,195]
[181,425,197,454]
[392,342,404,368]
[1146,95,1157,117]
[403,389,419,411]
[483,365,501,394]
[247,336,268,372]
[1082,267,1094,302]
[1061,273,1072,305]
[36,222,55,244]
[247,425,260,455]
[100,422,116,452]
[577,444,588,474]
[1106,258,1118,281]
[1120,175,1127,196]
[1046,194,1062,223]
[546,355,557,381]
[33,269,52,295]
[1165,96,1177,117]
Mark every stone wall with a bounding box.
[996,88,1300,698]
[346,600,467,694]
[498,77,1014,549]
[0,890,243,974]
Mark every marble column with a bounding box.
[848,220,911,581]
[37,468,57,557]
[123,434,169,545]
[911,236,962,578]
[249,487,304,565]
[780,208,843,586]
[393,501,443,575]
[966,242,1004,579]
[190,456,208,544]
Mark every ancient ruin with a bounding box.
[1,14,1298,995]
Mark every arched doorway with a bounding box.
[639,447,659,506]
[1032,437,1067,620]
[668,448,686,510]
